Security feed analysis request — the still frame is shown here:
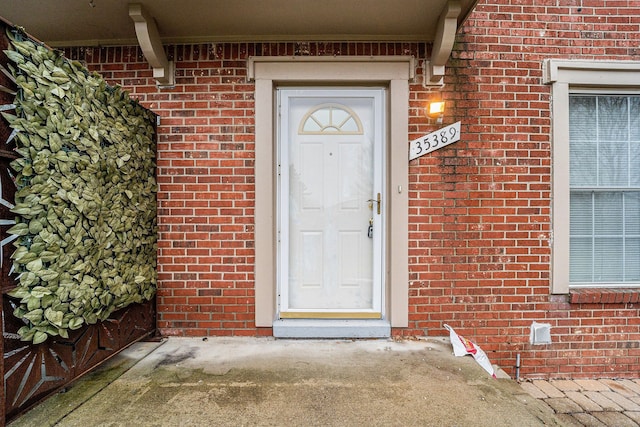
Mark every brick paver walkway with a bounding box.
[521,379,640,426]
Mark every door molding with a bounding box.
[253,57,410,329]
[248,56,416,81]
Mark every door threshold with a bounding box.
[273,319,390,338]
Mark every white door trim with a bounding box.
[253,57,409,331]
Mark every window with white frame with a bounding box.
[545,60,640,293]
[569,93,640,285]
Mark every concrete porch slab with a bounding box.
[9,337,561,427]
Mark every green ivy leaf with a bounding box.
[50,86,66,98]
[44,308,64,327]
[26,258,43,273]
[8,287,30,300]
[26,296,41,311]
[30,285,51,298]
[7,222,29,236]
[23,308,43,323]
[38,269,60,282]
[4,49,25,64]
[32,331,48,345]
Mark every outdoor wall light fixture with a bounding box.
[426,101,445,124]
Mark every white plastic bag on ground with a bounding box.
[444,324,496,378]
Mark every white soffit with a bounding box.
[0,0,478,46]
[0,0,477,87]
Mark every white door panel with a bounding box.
[279,89,384,316]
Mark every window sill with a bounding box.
[569,288,640,304]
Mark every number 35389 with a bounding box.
[409,121,461,161]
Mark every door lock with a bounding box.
[367,218,374,238]
[367,193,381,215]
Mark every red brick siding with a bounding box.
[61,0,640,378]
[404,0,640,379]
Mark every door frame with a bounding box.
[251,56,410,335]
[277,88,386,318]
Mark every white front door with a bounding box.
[278,88,385,318]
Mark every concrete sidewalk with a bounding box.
[10,337,562,427]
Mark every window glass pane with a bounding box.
[598,97,629,186]
[594,192,623,235]
[598,96,628,141]
[625,193,640,235]
[569,96,597,187]
[625,238,640,281]
[314,109,330,127]
[570,192,592,235]
[631,97,640,140]
[599,138,628,186]
[631,140,640,186]
[341,117,359,132]
[570,237,592,282]
[569,94,640,286]
[594,237,624,281]
[570,139,597,186]
[332,109,349,127]
[570,96,596,140]
[302,118,322,132]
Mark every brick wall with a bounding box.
[63,41,428,338]
[405,0,640,379]
[63,0,640,379]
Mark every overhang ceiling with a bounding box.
[0,0,477,47]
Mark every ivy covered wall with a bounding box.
[2,28,157,344]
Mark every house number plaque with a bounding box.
[409,121,461,161]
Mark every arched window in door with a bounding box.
[299,103,364,135]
